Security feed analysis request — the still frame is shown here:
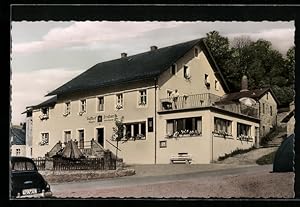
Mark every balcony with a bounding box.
[159,93,259,118]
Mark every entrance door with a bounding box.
[97,128,104,147]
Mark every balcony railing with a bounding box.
[159,93,259,118]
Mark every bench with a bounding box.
[170,153,192,164]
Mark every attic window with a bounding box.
[170,63,177,75]
[205,74,210,88]
[215,80,220,91]
[184,65,190,79]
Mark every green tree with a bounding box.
[205,31,294,106]
[112,115,124,161]
[205,31,237,90]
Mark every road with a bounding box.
[50,164,294,198]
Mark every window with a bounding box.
[270,106,273,116]
[41,107,48,115]
[80,99,86,113]
[262,103,265,114]
[194,47,199,57]
[148,117,154,132]
[97,97,104,111]
[116,93,123,109]
[170,63,177,75]
[160,141,167,148]
[214,118,232,136]
[12,161,35,171]
[237,123,251,140]
[16,149,20,156]
[64,131,71,143]
[124,122,146,140]
[64,102,71,115]
[39,107,49,120]
[40,132,49,145]
[205,74,210,88]
[266,93,269,100]
[184,65,190,79]
[166,117,202,138]
[167,90,173,98]
[215,80,219,91]
[78,130,84,149]
[138,90,147,106]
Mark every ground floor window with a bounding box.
[237,123,252,141]
[213,117,232,136]
[64,131,71,143]
[166,117,202,138]
[40,132,49,145]
[124,122,146,140]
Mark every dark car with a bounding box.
[10,156,52,198]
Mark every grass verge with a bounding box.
[256,150,276,165]
[217,146,256,161]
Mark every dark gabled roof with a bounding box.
[281,109,295,123]
[219,88,280,105]
[47,38,230,96]
[32,96,57,109]
[11,126,26,145]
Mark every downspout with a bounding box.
[154,77,158,164]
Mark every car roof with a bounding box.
[10,156,35,162]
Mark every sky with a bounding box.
[10,21,295,125]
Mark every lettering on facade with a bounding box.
[104,114,117,121]
[87,116,96,123]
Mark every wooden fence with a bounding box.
[33,157,46,171]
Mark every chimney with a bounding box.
[240,75,249,92]
[150,46,158,51]
[121,52,127,58]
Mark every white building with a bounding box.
[26,38,262,164]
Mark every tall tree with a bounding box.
[205,31,294,106]
[205,31,236,90]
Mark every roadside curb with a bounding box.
[40,168,135,184]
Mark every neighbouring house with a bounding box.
[10,125,26,156]
[218,83,279,139]
[25,38,261,164]
[281,101,295,136]
[22,107,33,157]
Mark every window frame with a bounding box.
[123,121,147,140]
[115,93,124,110]
[79,99,87,113]
[138,89,147,107]
[166,117,202,138]
[170,63,177,75]
[63,130,72,143]
[97,96,105,112]
[183,65,190,79]
[213,117,233,137]
[63,101,71,116]
[40,132,49,146]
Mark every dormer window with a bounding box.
[194,47,199,57]
[170,63,177,75]
[184,65,190,79]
